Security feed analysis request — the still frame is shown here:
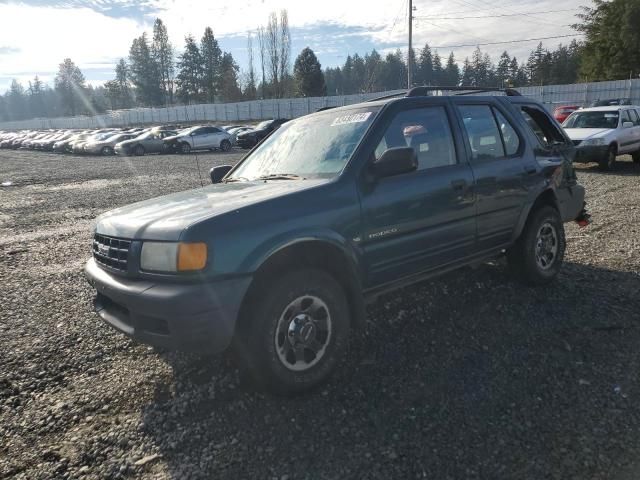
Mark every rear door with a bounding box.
[619,109,640,153]
[451,99,532,251]
[358,100,477,287]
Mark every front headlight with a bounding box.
[140,242,208,273]
[581,137,606,146]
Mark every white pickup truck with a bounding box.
[562,105,640,170]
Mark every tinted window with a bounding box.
[493,109,520,155]
[520,106,566,147]
[458,105,505,160]
[374,106,457,170]
[632,109,640,126]
[622,110,633,124]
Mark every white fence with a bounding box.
[1,79,639,130]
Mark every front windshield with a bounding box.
[563,111,619,129]
[256,121,271,129]
[229,107,379,181]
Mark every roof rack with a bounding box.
[368,86,521,102]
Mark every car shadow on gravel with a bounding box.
[576,157,640,176]
[139,260,640,479]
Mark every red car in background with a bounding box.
[553,105,580,124]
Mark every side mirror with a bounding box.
[210,165,233,184]
[622,121,634,129]
[372,147,418,179]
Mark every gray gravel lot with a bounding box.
[1,149,639,480]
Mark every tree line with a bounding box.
[1,0,639,123]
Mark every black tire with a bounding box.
[236,269,350,395]
[632,151,640,164]
[598,145,617,171]
[180,142,191,154]
[101,146,113,156]
[134,144,145,156]
[220,139,232,152]
[507,205,566,286]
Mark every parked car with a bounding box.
[115,130,177,156]
[84,132,137,155]
[163,125,233,154]
[227,126,254,145]
[562,105,640,170]
[85,86,588,394]
[553,105,580,123]
[235,119,288,149]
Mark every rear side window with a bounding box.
[458,105,505,160]
[632,109,640,126]
[520,106,566,148]
[493,109,520,156]
[622,110,634,125]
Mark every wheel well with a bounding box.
[238,241,365,333]
[532,189,559,213]
[610,142,618,153]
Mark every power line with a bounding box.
[431,33,582,49]
[415,8,578,20]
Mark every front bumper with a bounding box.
[573,144,609,163]
[84,258,252,353]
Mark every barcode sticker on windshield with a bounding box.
[604,113,618,118]
[331,112,372,126]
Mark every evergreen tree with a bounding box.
[54,58,86,116]
[432,52,444,85]
[417,43,433,85]
[152,19,174,105]
[293,47,326,97]
[461,57,473,86]
[244,32,258,100]
[28,76,46,118]
[176,35,204,104]
[7,80,27,120]
[443,52,460,86]
[219,52,242,102]
[129,33,163,106]
[364,50,384,92]
[577,0,640,80]
[201,27,222,102]
[380,50,407,90]
[351,54,366,93]
[496,51,511,86]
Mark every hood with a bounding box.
[237,129,261,138]
[96,179,327,241]
[563,128,613,141]
[163,134,181,142]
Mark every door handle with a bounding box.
[451,179,468,191]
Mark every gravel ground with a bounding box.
[1,149,639,480]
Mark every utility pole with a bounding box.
[408,0,413,89]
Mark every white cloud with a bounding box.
[0,3,146,89]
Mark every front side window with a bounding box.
[374,106,457,170]
[228,107,379,181]
[458,105,505,160]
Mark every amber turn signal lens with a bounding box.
[177,243,207,271]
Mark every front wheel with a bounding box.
[180,142,191,154]
[101,146,113,156]
[507,205,566,286]
[134,144,145,156]
[220,139,232,152]
[237,269,350,395]
[598,145,617,171]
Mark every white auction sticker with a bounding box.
[331,112,372,126]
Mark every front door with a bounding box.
[359,102,477,288]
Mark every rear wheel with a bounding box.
[134,144,145,156]
[220,139,232,152]
[101,146,113,156]
[236,269,350,395]
[507,205,566,286]
[598,145,617,171]
[180,142,191,154]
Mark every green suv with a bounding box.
[86,87,589,394]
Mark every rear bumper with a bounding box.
[557,184,587,223]
[573,145,608,163]
[84,258,252,353]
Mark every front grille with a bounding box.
[93,234,131,272]
[573,140,582,146]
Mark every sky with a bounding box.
[0,0,587,93]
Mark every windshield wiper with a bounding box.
[255,173,304,181]
[223,176,249,183]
